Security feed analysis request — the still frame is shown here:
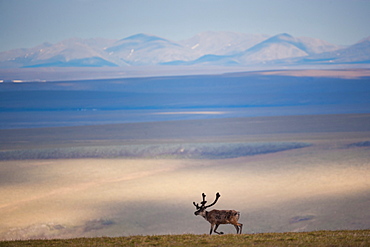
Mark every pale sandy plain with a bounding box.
[0,113,369,240]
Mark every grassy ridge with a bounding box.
[1,230,369,247]
[0,142,311,160]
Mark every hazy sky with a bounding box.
[0,0,369,52]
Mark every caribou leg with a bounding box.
[209,224,214,235]
[213,224,224,235]
[239,223,243,234]
[233,224,239,234]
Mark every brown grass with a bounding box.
[1,230,370,247]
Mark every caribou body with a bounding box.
[193,192,243,235]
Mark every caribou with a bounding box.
[193,192,243,235]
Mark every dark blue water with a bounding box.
[1,73,370,129]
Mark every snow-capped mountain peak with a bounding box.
[0,31,367,68]
[119,33,168,43]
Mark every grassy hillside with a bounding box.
[1,230,370,247]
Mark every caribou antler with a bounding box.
[194,192,220,209]
[204,192,220,209]
[200,193,207,206]
[193,193,207,209]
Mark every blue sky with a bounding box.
[0,0,369,52]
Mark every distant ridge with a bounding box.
[0,32,369,68]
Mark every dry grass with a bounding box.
[1,230,370,247]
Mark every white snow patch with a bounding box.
[191,43,200,49]
[127,49,135,58]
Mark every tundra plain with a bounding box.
[0,113,370,240]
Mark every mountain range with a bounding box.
[0,31,369,68]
